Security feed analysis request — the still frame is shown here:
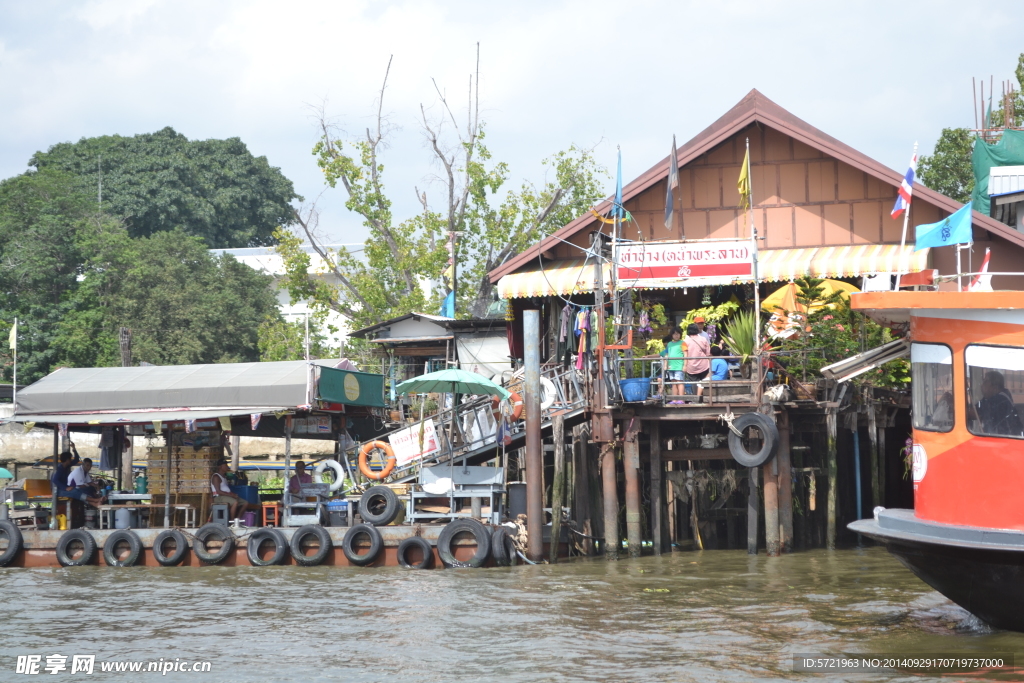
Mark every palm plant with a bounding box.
[719,308,758,365]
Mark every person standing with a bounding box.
[660,327,687,400]
[684,323,711,400]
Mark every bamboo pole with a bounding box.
[649,421,663,555]
[826,408,838,550]
[549,414,565,563]
[777,410,794,553]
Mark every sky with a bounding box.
[1,0,1022,245]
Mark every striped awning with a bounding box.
[497,259,612,299]
[757,245,930,282]
[497,245,930,298]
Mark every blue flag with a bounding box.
[611,148,625,220]
[914,202,973,251]
[440,291,455,318]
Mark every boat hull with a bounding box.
[850,509,1024,632]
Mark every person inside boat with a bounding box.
[50,449,76,495]
[930,392,954,428]
[210,458,251,520]
[66,458,107,508]
[288,460,314,494]
[972,371,1024,437]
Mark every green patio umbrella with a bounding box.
[0,467,12,479]
[395,368,511,400]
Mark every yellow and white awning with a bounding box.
[758,244,929,282]
[496,259,612,299]
[496,246,930,299]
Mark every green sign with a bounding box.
[318,367,386,407]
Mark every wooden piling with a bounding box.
[623,424,642,559]
[649,421,663,556]
[777,411,794,553]
[867,395,880,510]
[550,414,566,564]
[747,466,759,555]
[826,408,838,550]
[763,458,780,557]
[601,442,619,560]
[666,461,676,546]
[878,411,887,507]
[572,425,594,555]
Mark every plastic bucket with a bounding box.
[114,508,137,529]
[619,377,652,402]
[242,511,257,527]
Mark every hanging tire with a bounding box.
[342,523,383,566]
[359,486,401,526]
[314,459,346,492]
[56,529,97,567]
[103,529,143,567]
[247,528,288,566]
[437,519,491,568]
[727,412,780,467]
[0,520,23,567]
[153,529,189,566]
[491,527,518,567]
[396,535,433,569]
[193,523,235,565]
[290,525,332,566]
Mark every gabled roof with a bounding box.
[348,312,454,340]
[489,89,1024,282]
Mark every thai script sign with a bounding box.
[617,240,753,287]
[389,419,442,465]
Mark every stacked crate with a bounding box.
[146,445,222,494]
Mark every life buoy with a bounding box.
[492,392,524,421]
[539,377,556,411]
[314,459,346,492]
[358,441,397,480]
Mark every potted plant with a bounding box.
[719,308,759,378]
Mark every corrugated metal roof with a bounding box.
[990,166,1024,196]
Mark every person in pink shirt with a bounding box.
[684,323,711,400]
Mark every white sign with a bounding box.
[389,419,442,465]
[911,443,928,484]
[617,239,753,288]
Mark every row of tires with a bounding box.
[0,518,518,569]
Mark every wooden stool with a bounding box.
[262,503,282,527]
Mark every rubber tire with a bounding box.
[437,519,491,568]
[396,535,433,569]
[727,412,780,467]
[153,529,189,566]
[359,486,401,526]
[490,527,518,567]
[246,528,288,566]
[103,529,143,567]
[0,520,23,567]
[193,523,236,565]
[342,523,383,566]
[314,459,346,492]
[290,525,332,566]
[56,529,97,567]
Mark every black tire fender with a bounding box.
[359,486,401,526]
[193,523,236,565]
[0,520,23,567]
[103,529,143,567]
[727,412,780,468]
[396,535,433,569]
[246,528,288,566]
[153,529,189,566]
[289,525,332,566]
[342,523,383,566]
[490,527,517,567]
[437,519,491,568]
[56,529,97,567]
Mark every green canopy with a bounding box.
[395,368,511,400]
[972,129,1024,215]
[0,467,12,479]
[318,367,386,407]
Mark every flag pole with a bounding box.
[10,318,16,411]
[747,139,761,353]
[894,142,918,291]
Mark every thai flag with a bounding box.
[891,153,917,219]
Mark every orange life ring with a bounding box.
[358,441,397,480]
[492,392,524,421]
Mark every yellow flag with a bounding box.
[8,320,15,350]
[737,149,751,211]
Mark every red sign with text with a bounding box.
[617,240,753,287]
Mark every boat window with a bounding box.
[911,343,953,433]
[965,345,1024,439]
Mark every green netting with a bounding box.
[972,129,1024,215]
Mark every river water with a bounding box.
[4,546,1023,682]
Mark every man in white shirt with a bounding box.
[66,458,106,507]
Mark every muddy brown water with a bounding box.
[3,546,1023,682]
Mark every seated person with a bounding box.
[973,371,1024,437]
[51,451,74,495]
[210,458,251,520]
[66,458,106,508]
[710,345,730,381]
[288,460,314,494]
[930,391,954,428]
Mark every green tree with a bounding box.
[257,315,337,362]
[279,52,606,330]
[917,128,974,203]
[29,127,299,248]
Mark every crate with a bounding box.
[24,479,52,498]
